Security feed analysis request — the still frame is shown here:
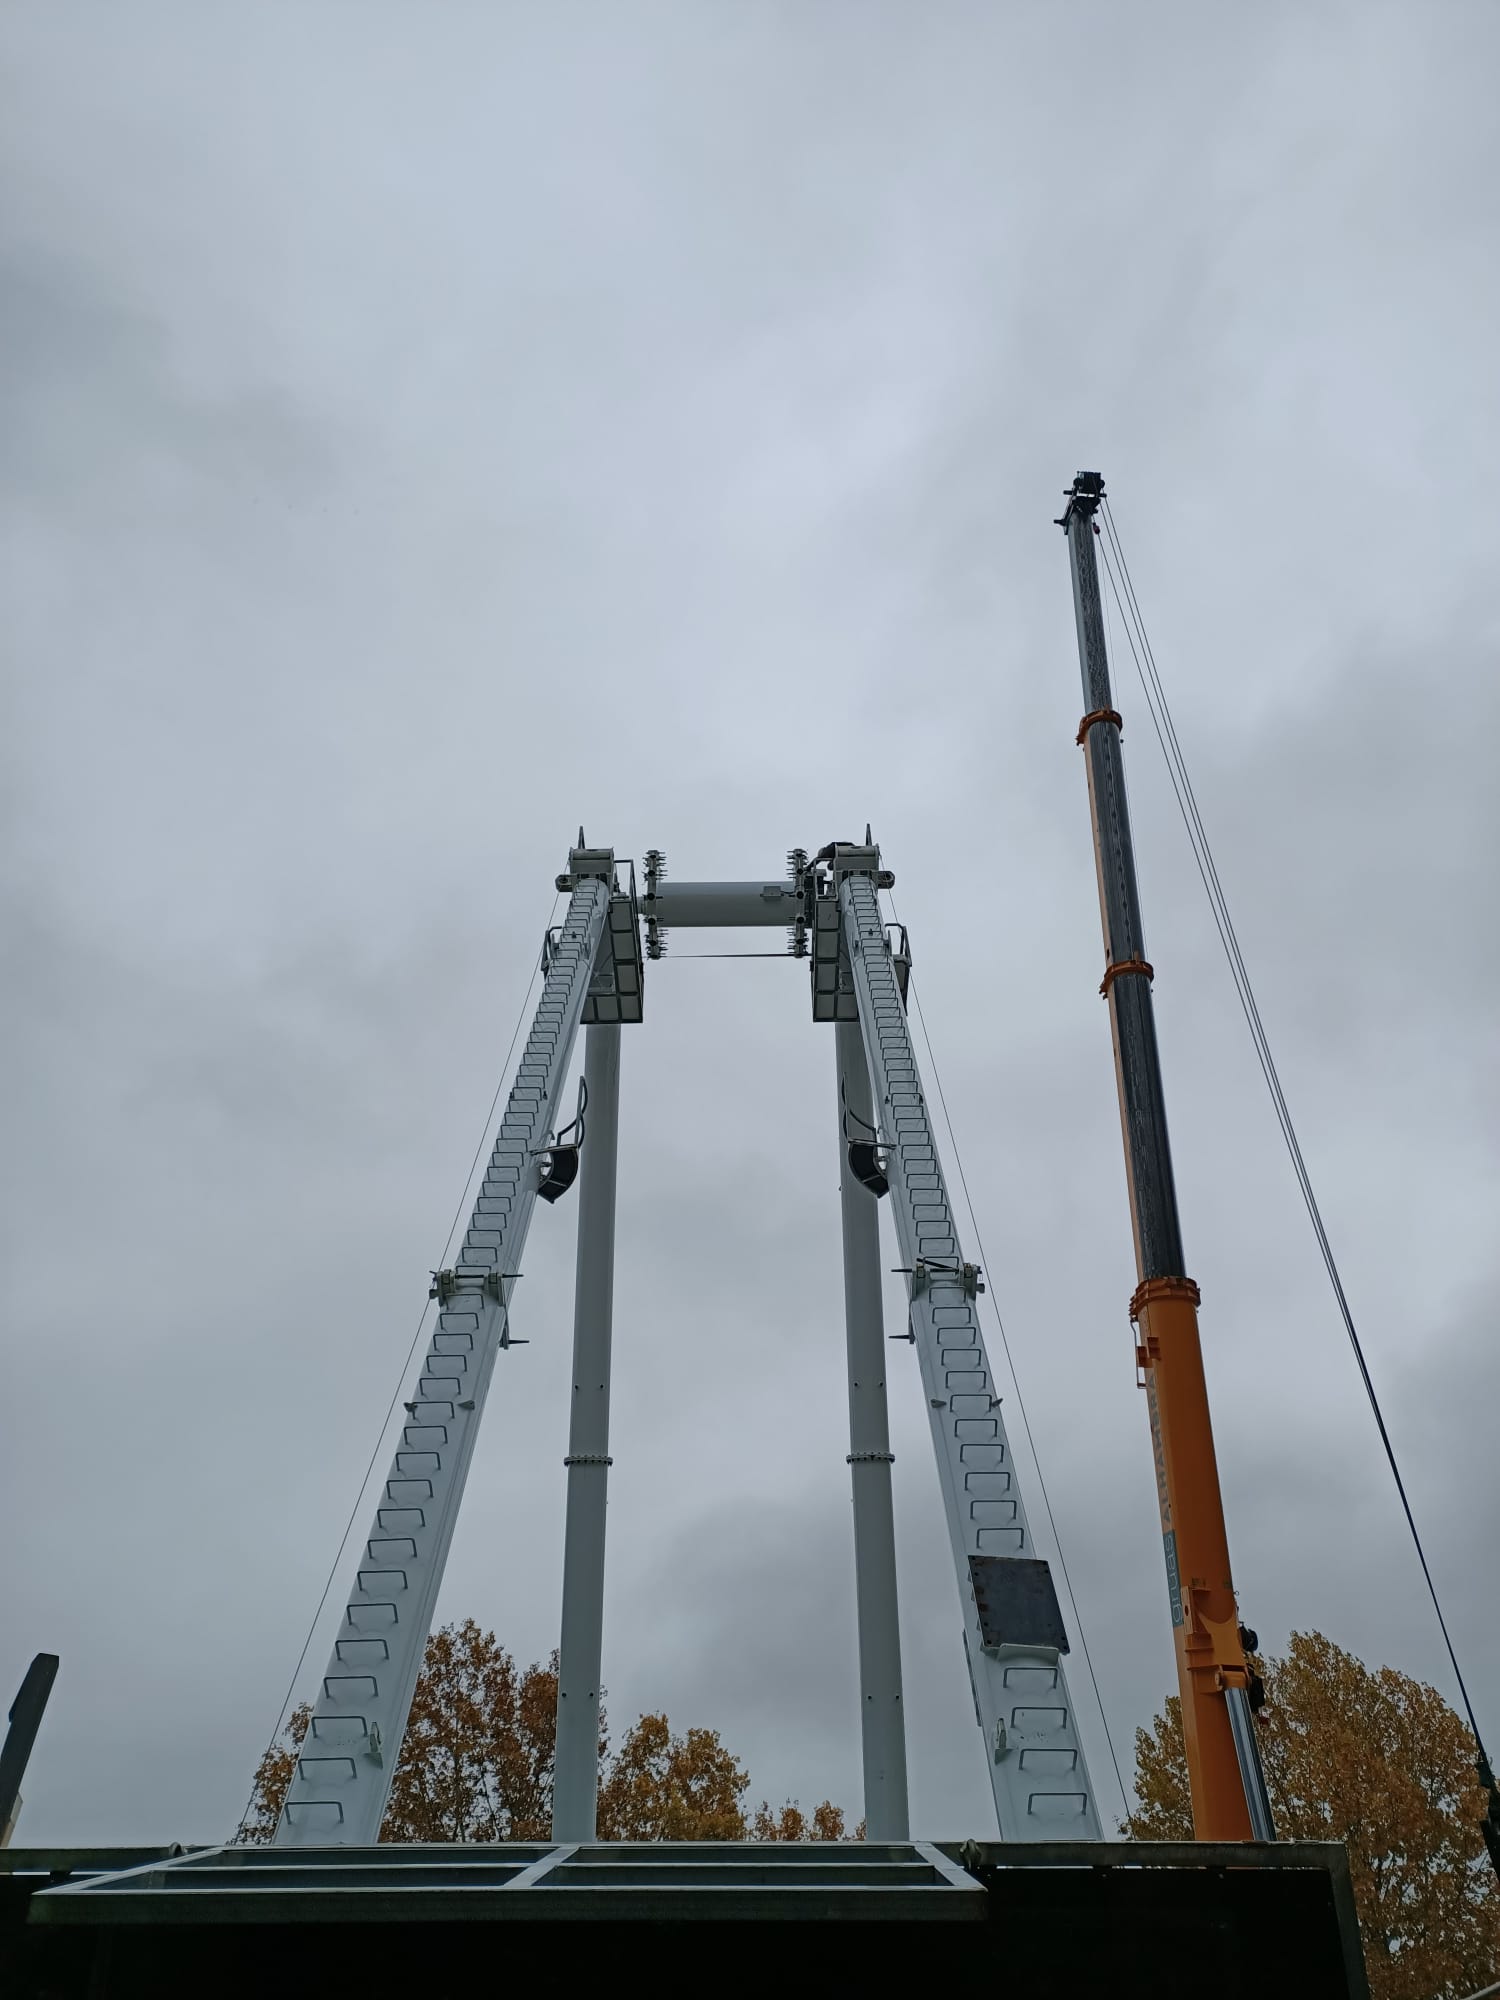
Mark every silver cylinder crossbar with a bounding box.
[645,881,802,927]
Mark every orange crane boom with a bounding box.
[1058,472,1274,1842]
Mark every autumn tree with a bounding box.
[749,1800,850,1841]
[241,1702,311,1846]
[1128,1630,1500,1999]
[241,1618,850,1844]
[596,1712,749,1841]
[383,1618,569,1840]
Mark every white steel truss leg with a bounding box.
[835,1020,911,1842]
[551,1022,622,1841]
[273,875,614,1847]
[839,871,1103,1840]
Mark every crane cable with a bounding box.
[232,894,560,1841]
[1095,497,1500,1878]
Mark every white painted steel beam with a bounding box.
[835,1020,910,1842]
[551,1022,622,1841]
[839,870,1103,1840]
[274,874,613,1846]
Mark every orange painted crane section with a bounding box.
[1058,472,1274,1843]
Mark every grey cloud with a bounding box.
[0,244,332,505]
[2,1,1496,1847]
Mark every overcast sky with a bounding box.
[3,1,1497,1847]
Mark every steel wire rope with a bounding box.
[1095,497,1494,1782]
[232,893,561,1840]
[881,894,1132,1824]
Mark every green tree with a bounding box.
[1128,1630,1500,1999]
[241,1617,851,1844]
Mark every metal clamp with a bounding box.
[785,848,810,958]
[1099,957,1154,998]
[430,1269,520,1305]
[1128,1274,1201,1321]
[901,1259,984,1299]
[1076,706,1123,745]
[644,849,668,960]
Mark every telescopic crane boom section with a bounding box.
[1059,471,1275,1844]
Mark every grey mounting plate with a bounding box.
[584,881,644,1025]
[968,1555,1070,1656]
[567,849,644,1026]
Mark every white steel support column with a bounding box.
[273,871,613,1847]
[552,1023,623,1841]
[835,1020,910,1842]
[839,868,1103,1840]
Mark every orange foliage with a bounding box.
[750,1800,849,1841]
[597,1712,748,1840]
[240,1618,853,1846]
[1128,1630,1500,1999]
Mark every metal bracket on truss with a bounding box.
[428,1269,521,1305]
[898,1259,985,1299]
[643,849,668,960]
